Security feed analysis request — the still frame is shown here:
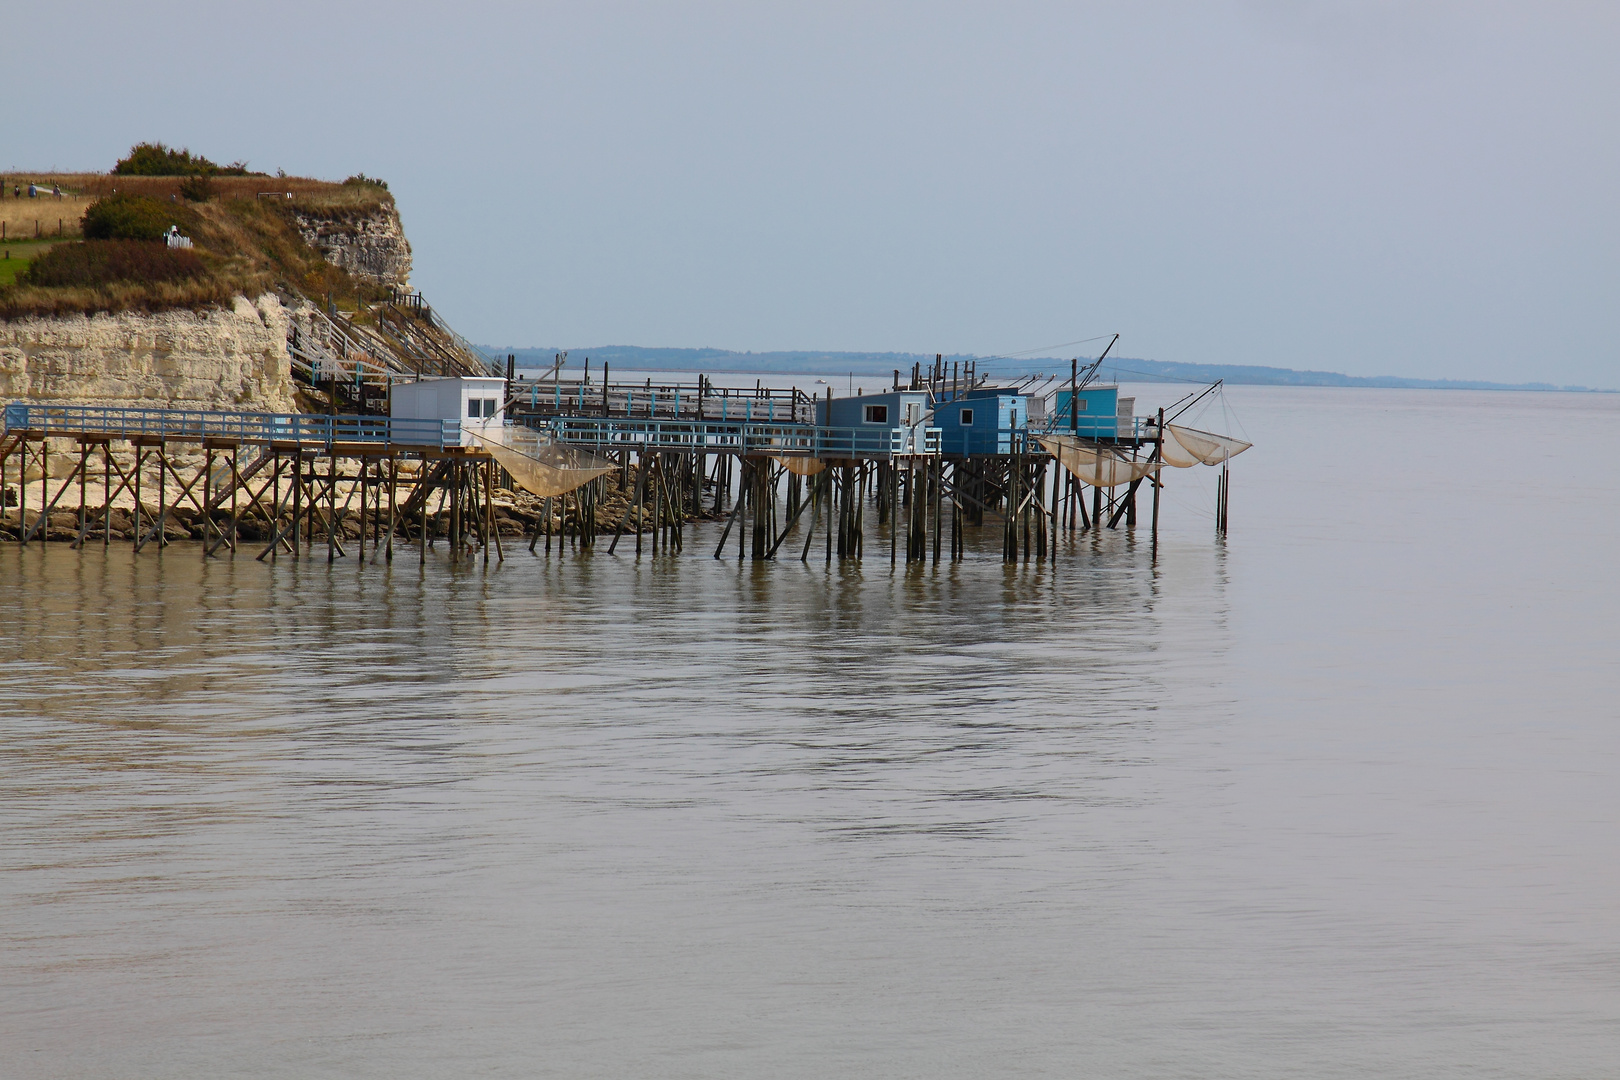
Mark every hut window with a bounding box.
[959,409,974,425]
[468,398,481,418]
[863,404,889,424]
[1075,399,1088,411]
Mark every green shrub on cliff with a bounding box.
[82,194,192,241]
[113,142,254,177]
[23,240,208,288]
[2,157,391,319]
[178,174,216,202]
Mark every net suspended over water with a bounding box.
[1037,435,1163,487]
[465,424,618,497]
[769,455,827,477]
[1159,424,1252,468]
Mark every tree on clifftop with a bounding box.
[113,142,252,177]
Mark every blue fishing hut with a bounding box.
[933,387,1028,456]
[815,390,931,456]
[1050,385,1133,440]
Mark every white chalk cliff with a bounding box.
[294,204,412,287]
[0,294,298,413]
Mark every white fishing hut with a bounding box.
[390,376,506,447]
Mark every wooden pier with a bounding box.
[0,382,1232,567]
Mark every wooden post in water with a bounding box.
[1002,454,1016,564]
[825,467,835,564]
[750,460,768,560]
[154,441,168,550]
[635,453,646,555]
[326,452,339,563]
[798,471,822,562]
[228,445,240,554]
[950,462,963,561]
[743,462,754,559]
[931,456,943,565]
[1151,408,1163,556]
[386,457,397,562]
[75,440,88,548]
[357,456,367,564]
[102,439,112,548]
[202,446,215,558]
[308,452,319,552]
[18,437,29,549]
[652,458,661,557]
[292,448,303,557]
[483,457,494,565]
[889,462,898,565]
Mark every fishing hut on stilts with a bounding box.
[2,317,1252,564]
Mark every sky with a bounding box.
[7,1,1618,384]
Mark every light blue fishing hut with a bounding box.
[815,389,930,430]
[814,390,932,457]
[1050,385,1133,440]
[934,388,1028,455]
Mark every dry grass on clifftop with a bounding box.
[0,197,93,240]
[0,173,391,321]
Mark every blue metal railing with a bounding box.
[541,417,941,458]
[3,401,1139,459]
[2,402,461,449]
[1035,414,1150,440]
[934,427,1138,456]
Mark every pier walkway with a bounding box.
[1,403,943,460]
[2,403,460,450]
[1,400,1191,566]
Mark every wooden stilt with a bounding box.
[40,438,49,551]
[327,452,337,563]
[202,446,214,557]
[358,456,369,564]
[18,437,29,548]
[227,446,239,553]
[292,447,302,557]
[73,441,89,548]
[420,467,430,564]
[1049,459,1059,554]
[102,440,112,548]
[483,456,494,566]
[386,456,397,562]
[799,471,822,562]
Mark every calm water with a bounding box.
[2,387,1617,1079]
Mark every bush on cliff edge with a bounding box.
[23,241,208,288]
[113,142,254,177]
[82,194,194,241]
[178,175,216,202]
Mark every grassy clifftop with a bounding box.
[0,160,396,320]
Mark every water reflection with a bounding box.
[10,385,1612,1080]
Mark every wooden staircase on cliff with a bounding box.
[288,289,500,415]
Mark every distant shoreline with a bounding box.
[483,344,1611,393]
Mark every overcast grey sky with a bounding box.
[8,2,1617,383]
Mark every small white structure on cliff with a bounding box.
[390,376,506,447]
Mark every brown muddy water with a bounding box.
[2,387,1617,1078]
